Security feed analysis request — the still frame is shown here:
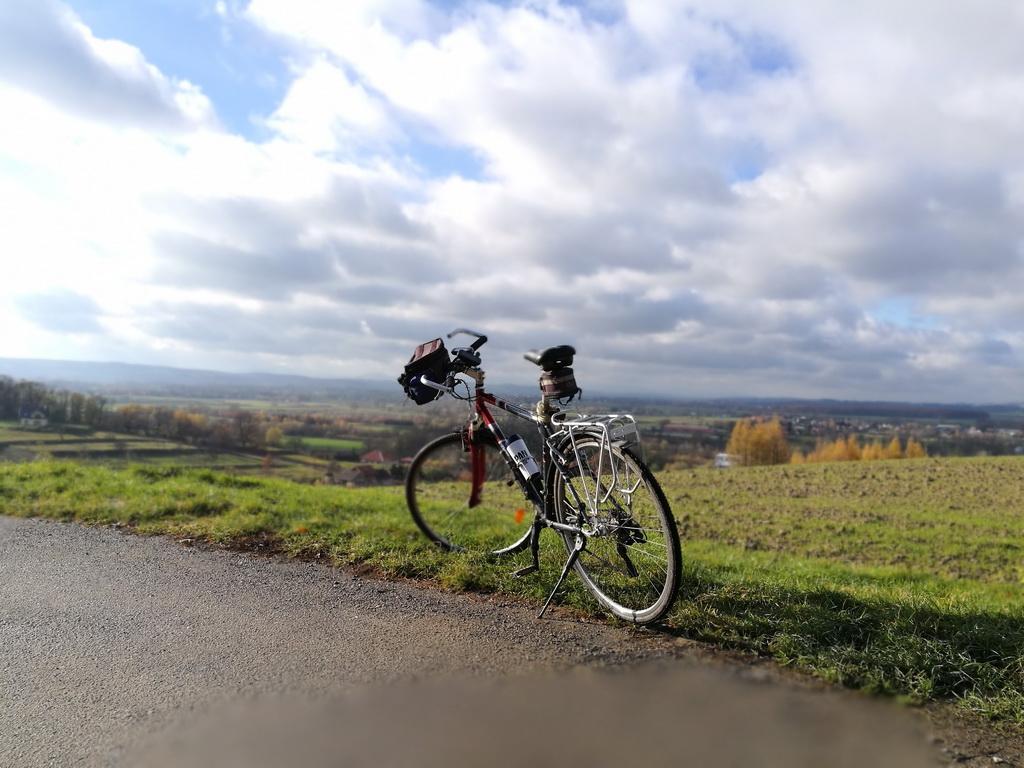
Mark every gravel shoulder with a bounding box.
[1,515,1018,767]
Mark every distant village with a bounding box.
[782,414,1024,451]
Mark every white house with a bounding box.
[19,406,49,427]
[713,453,736,469]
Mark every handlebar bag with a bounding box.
[398,338,449,404]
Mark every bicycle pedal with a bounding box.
[513,565,538,577]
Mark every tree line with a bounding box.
[726,417,928,466]
[790,434,927,463]
[0,373,456,457]
[0,375,109,427]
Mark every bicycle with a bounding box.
[400,329,681,626]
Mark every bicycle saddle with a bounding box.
[524,345,575,369]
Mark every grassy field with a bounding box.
[1,455,1022,722]
[0,422,340,481]
[296,436,365,453]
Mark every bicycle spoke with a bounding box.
[618,540,671,563]
[578,549,631,577]
[579,545,670,601]
[583,540,670,576]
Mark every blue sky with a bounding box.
[67,0,289,138]
[2,0,1024,402]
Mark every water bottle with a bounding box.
[501,434,540,480]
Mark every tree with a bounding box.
[46,389,70,424]
[861,440,885,461]
[0,376,15,419]
[83,395,108,428]
[801,435,861,463]
[265,427,284,447]
[117,404,146,434]
[69,393,86,424]
[16,380,47,410]
[905,437,928,458]
[173,410,207,444]
[725,418,753,464]
[884,436,904,460]
[844,434,862,461]
[726,417,790,466]
[151,406,175,437]
[231,409,261,450]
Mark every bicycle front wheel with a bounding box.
[406,432,533,555]
[551,438,681,625]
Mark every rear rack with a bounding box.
[550,413,643,507]
[550,412,641,449]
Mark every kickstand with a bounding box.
[537,535,584,620]
[513,519,543,578]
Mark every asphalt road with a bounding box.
[1,516,942,767]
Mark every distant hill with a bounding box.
[1,357,1020,420]
[765,399,1002,421]
[0,358,393,395]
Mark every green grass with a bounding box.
[0,427,74,443]
[666,458,1024,584]
[661,457,1024,720]
[285,454,332,467]
[297,437,365,453]
[2,455,1023,722]
[0,423,338,482]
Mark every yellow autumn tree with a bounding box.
[727,417,790,466]
[844,434,862,461]
[905,437,928,458]
[801,434,863,463]
[861,440,885,461]
[884,436,904,459]
[726,418,752,464]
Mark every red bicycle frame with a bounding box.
[465,380,545,510]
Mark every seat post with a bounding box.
[535,397,559,425]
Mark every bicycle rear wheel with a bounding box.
[550,437,681,625]
[406,432,533,555]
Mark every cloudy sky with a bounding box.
[2,0,1024,402]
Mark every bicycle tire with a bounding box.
[406,432,534,555]
[549,436,681,625]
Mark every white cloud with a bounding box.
[0,0,217,132]
[265,58,400,154]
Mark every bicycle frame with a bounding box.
[425,365,645,531]
[453,371,551,523]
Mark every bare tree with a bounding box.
[231,409,261,450]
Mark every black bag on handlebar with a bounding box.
[398,338,449,404]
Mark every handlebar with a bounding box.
[419,374,453,394]
[447,328,488,351]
